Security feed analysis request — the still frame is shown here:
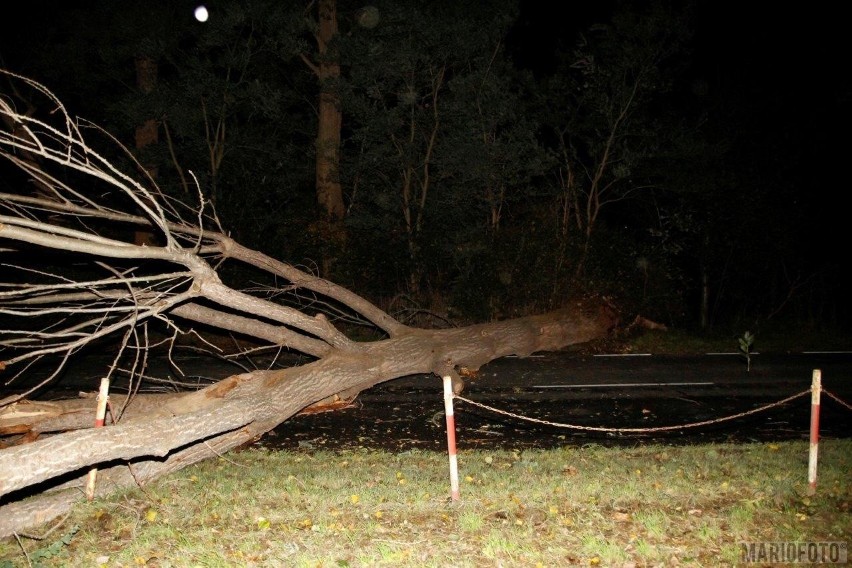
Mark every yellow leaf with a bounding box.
[145,509,158,522]
[256,517,271,530]
[590,556,601,565]
[465,475,474,482]
[768,443,780,451]
[612,511,630,522]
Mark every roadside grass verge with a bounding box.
[624,326,852,356]
[2,440,849,567]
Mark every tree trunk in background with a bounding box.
[134,56,159,247]
[315,0,346,276]
[700,264,710,330]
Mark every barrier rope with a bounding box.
[823,389,852,411]
[453,389,812,434]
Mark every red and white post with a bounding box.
[85,376,111,500]
[442,375,460,501]
[807,369,821,495]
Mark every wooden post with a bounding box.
[442,375,460,501]
[807,369,821,496]
[85,376,111,500]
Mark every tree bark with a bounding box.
[0,304,614,537]
[312,0,346,276]
[134,56,159,247]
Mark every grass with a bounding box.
[622,325,852,356]
[1,440,849,567]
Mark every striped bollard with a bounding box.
[807,369,821,496]
[442,375,460,501]
[85,376,111,500]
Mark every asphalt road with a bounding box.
[274,350,852,451]
[7,349,852,450]
[372,350,852,400]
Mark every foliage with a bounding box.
[0,0,843,331]
[738,330,755,372]
[0,525,78,568]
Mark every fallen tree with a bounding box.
[0,70,617,538]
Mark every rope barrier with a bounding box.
[440,370,851,500]
[453,389,812,434]
[823,389,852,411]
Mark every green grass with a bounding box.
[2,440,849,567]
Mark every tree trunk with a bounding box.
[0,304,614,537]
[134,56,159,247]
[314,0,346,276]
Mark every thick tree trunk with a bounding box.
[314,0,346,276]
[0,304,614,537]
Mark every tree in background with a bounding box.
[541,3,692,288]
[340,0,546,317]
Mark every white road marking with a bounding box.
[593,353,652,357]
[706,352,760,355]
[532,382,715,389]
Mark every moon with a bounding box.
[194,5,209,23]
